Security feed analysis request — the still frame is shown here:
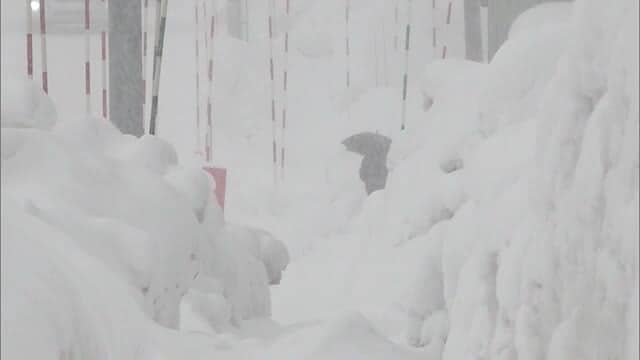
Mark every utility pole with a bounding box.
[108,0,144,136]
[464,0,483,62]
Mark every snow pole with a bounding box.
[205,3,215,162]
[280,0,291,180]
[202,1,209,155]
[194,1,202,153]
[26,0,34,80]
[442,1,452,59]
[101,0,108,119]
[268,0,278,184]
[243,0,250,41]
[374,25,379,87]
[400,0,412,131]
[84,0,92,115]
[393,0,399,51]
[149,0,168,135]
[38,0,49,93]
[142,0,150,120]
[381,17,389,86]
[431,0,437,54]
[345,0,351,90]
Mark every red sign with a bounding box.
[203,167,227,212]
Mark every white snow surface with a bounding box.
[2,0,638,359]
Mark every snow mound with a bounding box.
[401,1,639,359]
[509,2,573,39]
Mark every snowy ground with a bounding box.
[2,0,638,359]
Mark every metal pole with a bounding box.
[464,0,483,62]
[38,0,49,93]
[101,0,108,119]
[281,0,290,180]
[143,0,151,121]
[149,0,169,135]
[194,1,202,153]
[109,0,143,136]
[268,0,278,184]
[84,0,92,115]
[205,2,215,162]
[432,0,437,56]
[393,0,399,51]
[442,1,452,59]
[400,0,412,130]
[345,0,351,89]
[26,0,34,80]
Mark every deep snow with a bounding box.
[1,0,638,359]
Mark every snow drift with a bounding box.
[399,1,639,359]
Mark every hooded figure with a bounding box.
[342,132,391,195]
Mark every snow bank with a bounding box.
[1,78,282,357]
[400,1,639,359]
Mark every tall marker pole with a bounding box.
[393,0,399,51]
[432,0,437,57]
[26,0,34,80]
[205,2,215,162]
[280,0,290,180]
[39,0,49,93]
[442,1,452,59]
[101,0,108,119]
[194,2,202,153]
[400,0,412,130]
[149,0,169,135]
[84,0,92,115]
[268,0,278,185]
[345,0,351,90]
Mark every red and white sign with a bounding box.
[203,166,227,212]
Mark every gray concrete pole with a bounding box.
[464,0,484,62]
[108,0,144,136]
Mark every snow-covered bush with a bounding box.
[195,221,291,326]
[402,1,639,359]
[1,75,282,357]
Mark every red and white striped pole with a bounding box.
[194,2,202,153]
[26,0,34,80]
[400,0,412,130]
[280,0,290,179]
[38,0,49,93]
[268,0,278,184]
[393,0,399,51]
[149,0,169,135]
[84,0,92,115]
[202,2,209,158]
[100,0,108,119]
[442,1,452,59]
[142,0,151,121]
[345,0,351,89]
[432,0,437,55]
[205,3,215,162]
